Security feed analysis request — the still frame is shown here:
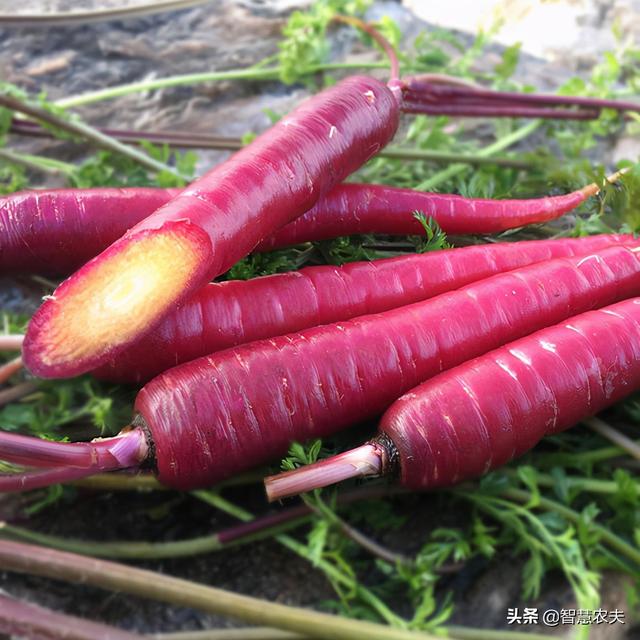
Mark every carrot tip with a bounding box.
[580,167,630,198]
[22,223,212,378]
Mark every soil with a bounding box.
[0,0,639,637]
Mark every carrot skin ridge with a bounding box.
[22,76,400,378]
[1,180,602,275]
[134,245,640,490]
[381,297,640,489]
[95,234,637,385]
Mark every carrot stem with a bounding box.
[417,120,541,191]
[156,630,552,640]
[533,442,639,467]
[53,63,386,109]
[582,417,640,461]
[0,428,146,470]
[0,539,440,640]
[0,381,38,408]
[0,486,404,559]
[72,472,166,491]
[403,77,640,113]
[0,92,183,179]
[70,470,263,492]
[0,429,148,491]
[402,101,598,120]
[0,335,24,351]
[333,15,400,82]
[154,630,304,640]
[0,464,119,492]
[0,0,213,26]
[502,468,635,495]
[0,509,310,559]
[0,148,75,176]
[0,592,145,640]
[0,357,22,385]
[9,121,536,168]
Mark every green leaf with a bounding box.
[307,519,330,567]
[494,42,521,81]
[413,212,451,253]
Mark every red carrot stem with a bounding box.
[0,357,22,385]
[0,428,146,469]
[0,335,24,351]
[0,428,148,491]
[401,100,599,120]
[0,381,37,408]
[0,592,146,640]
[334,15,400,82]
[0,465,115,492]
[265,444,384,502]
[403,76,640,113]
[9,119,245,151]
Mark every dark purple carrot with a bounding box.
[265,297,640,500]
[1,172,625,274]
[4,246,640,491]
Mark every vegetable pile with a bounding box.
[1,2,640,637]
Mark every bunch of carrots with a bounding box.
[1,17,640,508]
